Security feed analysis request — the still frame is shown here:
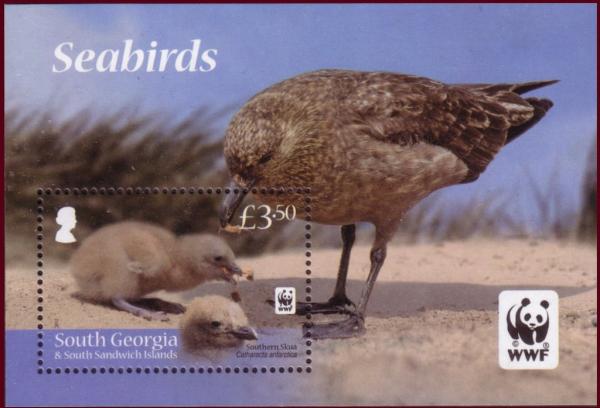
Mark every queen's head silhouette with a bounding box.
[55,206,77,243]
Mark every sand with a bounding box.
[6,239,597,405]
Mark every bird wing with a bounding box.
[122,229,174,277]
[125,258,165,277]
[340,72,536,182]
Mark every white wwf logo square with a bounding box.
[499,290,559,370]
[274,287,296,315]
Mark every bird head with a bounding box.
[180,296,258,350]
[223,105,284,184]
[220,99,303,227]
[177,234,242,283]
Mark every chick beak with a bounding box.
[226,262,243,277]
[219,180,253,228]
[221,262,243,283]
[231,326,258,340]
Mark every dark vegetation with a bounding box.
[576,139,597,243]
[5,107,288,259]
[5,108,596,261]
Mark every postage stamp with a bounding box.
[31,187,312,375]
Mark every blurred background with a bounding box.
[5,4,597,262]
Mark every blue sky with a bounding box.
[5,4,597,230]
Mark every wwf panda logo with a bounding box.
[274,287,296,314]
[507,297,550,345]
[278,289,293,306]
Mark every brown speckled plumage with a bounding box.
[224,70,555,229]
[222,69,556,338]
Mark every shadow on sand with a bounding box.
[184,278,594,322]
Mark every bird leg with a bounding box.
[356,245,386,317]
[130,297,186,314]
[111,298,171,321]
[295,224,356,315]
[329,224,357,307]
[306,236,388,339]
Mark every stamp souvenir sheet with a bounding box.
[4,3,597,406]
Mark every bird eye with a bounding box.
[210,321,222,328]
[213,256,223,262]
[258,153,273,165]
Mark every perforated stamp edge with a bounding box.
[34,186,313,375]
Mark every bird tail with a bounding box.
[507,79,559,95]
[459,79,559,95]
[505,97,554,144]
[458,79,558,145]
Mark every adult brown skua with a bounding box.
[219,69,557,338]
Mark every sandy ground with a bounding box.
[6,239,597,405]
